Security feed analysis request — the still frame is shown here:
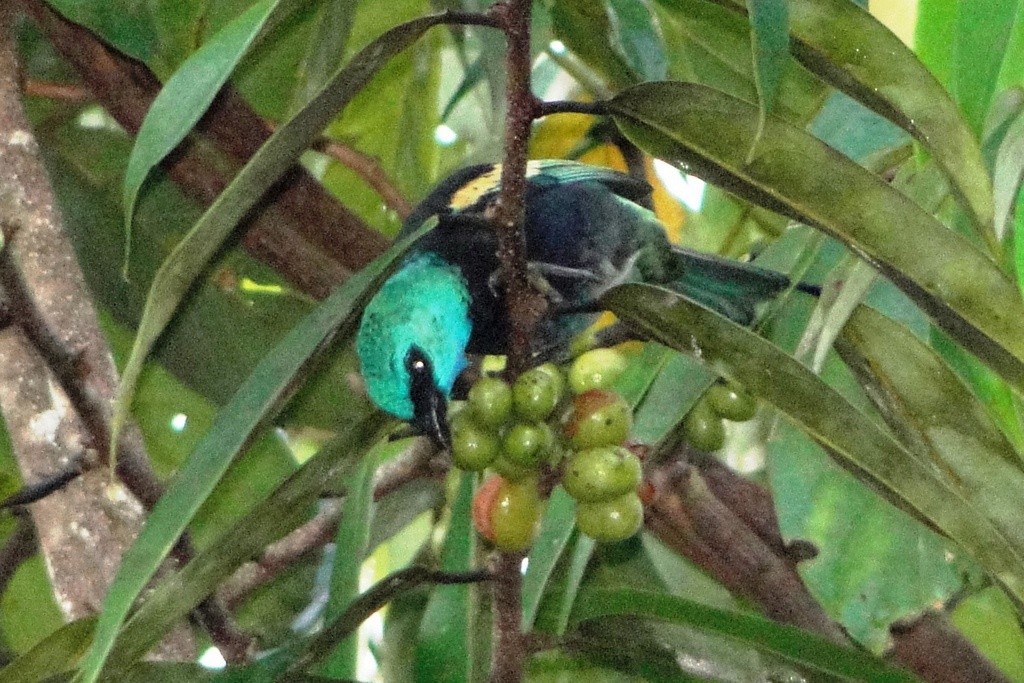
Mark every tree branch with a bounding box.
[0,8,195,659]
[19,0,388,299]
[488,0,542,680]
[220,439,442,610]
[645,450,1009,682]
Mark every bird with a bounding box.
[356,159,817,447]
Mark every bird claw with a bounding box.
[488,261,599,307]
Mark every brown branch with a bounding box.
[645,452,1009,682]
[485,0,544,680]
[219,439,441,610]
[19,0,386,299]
[889,611,1009,683]
[0,509,37,597]
[22,79,90,102]
[312,138,412,219]
[0,8,195,659]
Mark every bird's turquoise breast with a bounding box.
[356,253,472,420]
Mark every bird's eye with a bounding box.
[405,347,431,376]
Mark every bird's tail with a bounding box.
[666,246,819,325]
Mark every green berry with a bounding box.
[562,446,642,502]
[491,454,537,482]
[569,348,628,394]
[683,399,725,452]
[707,381,757,422]
[450,414,500,471]
[564,389,632,450]
[575,493,643,542]
[512,364,565,422]
[491,478,542,551]
[502,422,548,468]
[469,376,513,429]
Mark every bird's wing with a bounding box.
[525,160,652,203]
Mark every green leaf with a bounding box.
[744,0,788,155]
[915,0,956,86]
[606,0,667,82]
[571,588,914,681]
[318,453,378,678]
[608,82,1024,396]
[602,283,1024,606]
[122,0,281,264]
[415,472,476,683]
[952,586,1024,681]
[549,0,635,88]
[0,618,95,683]
[994,106,1024,242]
[531,529,594,637]
[951,0,1022,135]
[838,307,1024,559]
[767,420,961,650]
[763,0,993,238]
[112,12,452,460]
[107,415,388,679]
[521,487,580,631]
[291,0,356,110]
[76,224,428,683]
[44,0,155,63]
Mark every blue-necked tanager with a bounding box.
[356,160,817,447]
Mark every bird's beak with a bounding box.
[410,377,450,451]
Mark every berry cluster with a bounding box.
[682,378,758,452]
[454,349,644,550]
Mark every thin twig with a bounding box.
[0,509,36,596]
[0,455,84,509]
[220,439,440,610]
[312,138,412,219]
[537,100,609,117]
[22,79,91,102]
[287,566,493,676]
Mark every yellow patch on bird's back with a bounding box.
[450,167,501,210]
[448,161,549,211]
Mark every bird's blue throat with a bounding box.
[356,252,472,422]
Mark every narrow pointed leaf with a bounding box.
[122,0,280,259]
[994,108,1024,241]
[606,0,667,82]
[77,226,428,683]
[571,588,915,681]
[951,0,1021,135]
[608,82,1024,396]
[415,472,476,683]
[603,283,1024,605]
[112,13,450,461]
[0,618,95,683]
[838,307,1024,554]
[106,414,388,678]
[292,0,356,109]
[697,0,992,235]
[745,0,788,151]
[521,487,578,630]
[319,454,378,678]
[782,0,993,235]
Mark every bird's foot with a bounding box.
[487,261,600,306]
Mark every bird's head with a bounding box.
[356,253,472,449]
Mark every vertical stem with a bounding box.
[489,1,539,681]
[490,551,526,683]
[493,0,541,378]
